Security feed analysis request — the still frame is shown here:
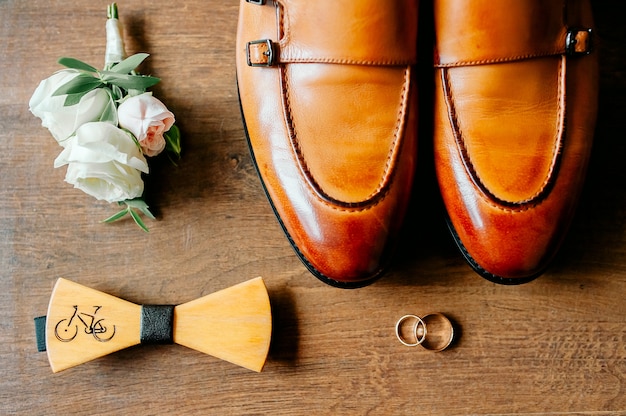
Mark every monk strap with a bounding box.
[566,28,593,56]
[246,39,276,67]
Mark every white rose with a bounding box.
[29,69,113,146]
[118,92,175,157]
[54,122,149,203]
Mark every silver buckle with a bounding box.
[246,39,275,67]
[566,28,593,56]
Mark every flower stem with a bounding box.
[105,3,125,68]
[107,3,118,20]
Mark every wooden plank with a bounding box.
[0,1,624,414]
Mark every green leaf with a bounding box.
[98,92,118,124]
[129,209,150,232]
[101,71,161,91]
[63,92,88,106]
[101,199,153,232]
[101,208,129,223]
[164,125,181,157]
[109,53,150,74]
[57,57,98,72]
[139,205,156,220]
[125,198,156,219]
[111,84,124,101]
[52,74,102,97]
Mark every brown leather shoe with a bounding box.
[236,0,418,287]
[433,0,598,284]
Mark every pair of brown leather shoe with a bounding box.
[236,0,598,288]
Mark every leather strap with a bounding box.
[434,0,592,67]
[140,305,175,345]
[246,0,418,66]
[34,316,47,352]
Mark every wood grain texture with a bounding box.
[1,1,624,414]
[43,277,271,373]
[46,278,142,373]
[173,276,272,373]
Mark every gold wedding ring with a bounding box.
[395,313,454,351]
[395,315,427,347]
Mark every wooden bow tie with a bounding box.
[35,277,272,373]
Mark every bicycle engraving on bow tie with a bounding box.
[54,305,116,342]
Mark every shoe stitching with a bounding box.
[435,1,568,69]
[237,83,382,287]
[279,57,417,66]
[275,0,409,211]
[274,0,415,67]
[280,65,410,212]
[435,49,566,68]
[441,57,566,213]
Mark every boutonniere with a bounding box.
[29,3,181,232]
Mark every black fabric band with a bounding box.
[34,316,47,352]
[140,305,175,345]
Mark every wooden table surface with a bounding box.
[1,1,625,415]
